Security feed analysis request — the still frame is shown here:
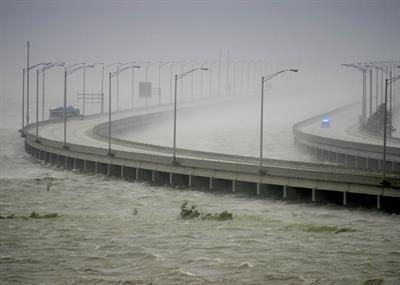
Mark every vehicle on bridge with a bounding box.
[49,106,80,119]
[321,116,330,128]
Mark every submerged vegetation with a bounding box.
[29,211,59,219]
[180,201,233,221]
[287,223,355,234]
[0,211,59,220]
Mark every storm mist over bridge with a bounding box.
[2,1,400,284]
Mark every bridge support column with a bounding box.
[232,180,236,193]
[312,188,316,202]
[343,192,347,206]
[121,166,124,178]
[209,177,213,190]
[95,161,98,173]
[344,154,348,167]
[377,195,381,209]
[152,170,155,182]
[107,164,110,176]
[169,173,173,185]
[56,155,60,168]
[188,175,192,187]
[136,168,139,180]
[83,160,87,172]
[73,158,77,170]
[283,185,287,199]
[257,183,260,196]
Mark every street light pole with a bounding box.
[130,65,140,108]
[63,68,67,147]
[63,63,93,148]
[40,62,65,121]
[109,72,112,154]
[342,63,368,123]
[173,74,178,162]
[35,69,39,141]
[26,41,30,125]
[259,69,298,172]
[83,64,86,116]
[101,63,104,113]
[107,64,140,155]
[42,65,45,121]
[172,67,208,163]
[21,68,25,132]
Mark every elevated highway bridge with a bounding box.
[22,95,400,211]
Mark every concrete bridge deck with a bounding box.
[22,96,400,211]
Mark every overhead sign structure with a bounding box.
[139,82,152,98]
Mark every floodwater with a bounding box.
[1,93,400,284]
[1,128,400,284]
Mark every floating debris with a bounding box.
[180,201,233,221]
[30,211,59,219]
[287,223,355,234]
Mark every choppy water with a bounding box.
[1,128,400,284]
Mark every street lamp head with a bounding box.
[290,69,299,72]
[201,68,208,71]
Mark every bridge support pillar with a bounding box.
[232,180,236,193]
[343,192,347,205]
[312,188,317,202]
[121,166,124,178]
[188,175,192,187]
[56,155,60,168]
[152,170,155,182]
[257,183,260,196]
[283,185,287,199]
[73,158,77,170]
[136,168,139,180]
[107,164,110,176]
[83,160,87,172]
[209,177,213,190]
[377,195,381,209]
[169,173,173,185]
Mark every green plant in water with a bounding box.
[289,223,355,234]
[29,211,59,219]
[180,201,233,221]
[180,201,201,220]
[0,214,15,219]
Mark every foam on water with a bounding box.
[1,121,400,284]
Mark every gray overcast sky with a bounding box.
[1,0,400,63]
[1,0,400,118]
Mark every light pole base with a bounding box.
[62,144,69,150]
[380,179,391,188]
[35,138,41,144]
[172,159,180,166]
[258,168,267,176]
[107,151,114,157]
